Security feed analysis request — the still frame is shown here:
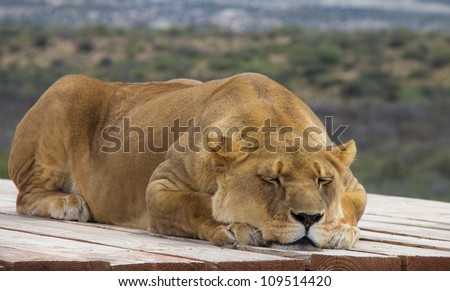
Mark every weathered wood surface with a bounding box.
[1,179,449,271]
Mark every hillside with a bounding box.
[0,25,449,202]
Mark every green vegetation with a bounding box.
[0,24,449,201]
[0,151,9,180]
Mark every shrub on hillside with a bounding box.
[428,44,450,68]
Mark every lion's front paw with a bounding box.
[309,223,360,249]
[227,223,264,246]
[208,223,264,247]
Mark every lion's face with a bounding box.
[211,140,357,249]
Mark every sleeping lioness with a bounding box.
[8,73,366,249]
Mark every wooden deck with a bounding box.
[0,179,449,271]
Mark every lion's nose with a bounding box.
[291,212,323,230]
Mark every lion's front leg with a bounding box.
[145,186,263,246]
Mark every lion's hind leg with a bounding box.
[13,161,91,222]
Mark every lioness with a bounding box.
[9,73,366,249]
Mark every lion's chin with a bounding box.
[272,237,320,251]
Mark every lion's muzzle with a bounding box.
[291,211,324,231]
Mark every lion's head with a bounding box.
[208,128,359,249]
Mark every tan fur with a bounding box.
[9,73,366,249]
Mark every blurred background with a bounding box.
[0,0,449,201]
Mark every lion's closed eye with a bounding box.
[257,159,284,186]
[261,175,281,186]
[317,176,333,187]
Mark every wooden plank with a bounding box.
[0,208,15,215]
[0,195,15,202]
[353,240,450,257]
[402,256,450,271]
[0,214,304,271]
[351,240,450,270]
[368,193,450,209]
[235,245,401,271]
[0,180,17,215]
[359,220,450,241]
[6,262,109,271]
[362,213,450,231]
[309,253,400,271]
[0,245,111,271]
[366,194,450,224]
[0,229,206,271]
[0,179,16,197]
[361,230,450,251]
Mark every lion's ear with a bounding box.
[329,140,356,167]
